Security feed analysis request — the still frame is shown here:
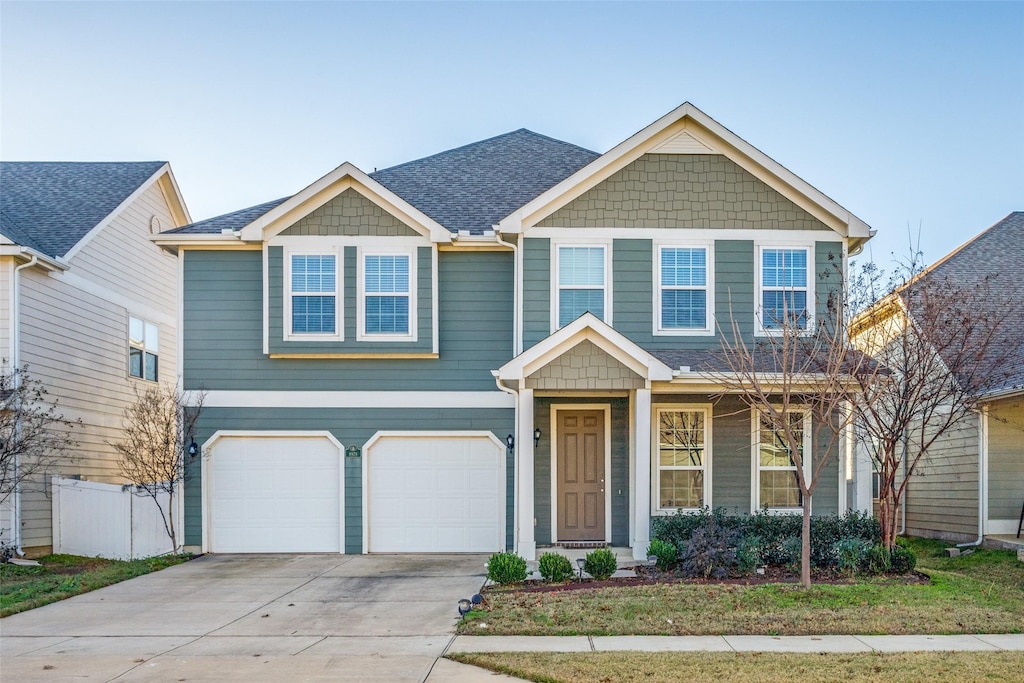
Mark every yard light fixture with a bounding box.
[471,593,483,606]
[576,557,585,581]
[533,428,542,447]
[458,598,472,618]
[187,440,199,458]
[647,555,658,569]
[506,434,515,451]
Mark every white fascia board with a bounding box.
[496,312,672,381]
[156,164,193,227]
[150,233,249,248]
[237,162,452,244]
[0,245,68,271]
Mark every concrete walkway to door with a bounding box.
[0,553,525,682]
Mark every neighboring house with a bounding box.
[0,162,190,555]
[852,212,1024,543]
[157,102,873,560]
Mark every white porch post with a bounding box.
[633,388,651,560]
[516,388,536,560]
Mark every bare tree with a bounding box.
[0,365,79,544]
[849,253,1020,550]
[712,255,870,587]
[112,383,205,555]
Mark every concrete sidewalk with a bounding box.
[448,633,1024,654]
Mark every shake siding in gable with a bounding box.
[183,249,513,391]
[279,188,421,237]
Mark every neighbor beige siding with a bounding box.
[0,257,11,366]
[15,180,179,553]
[904,413,980,542]
[987,397,1024,522]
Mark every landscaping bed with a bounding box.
[1,553,193,617]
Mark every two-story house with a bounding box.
[158,103,873,560]
[1,162,190,556]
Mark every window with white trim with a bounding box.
[557,245,606,328]
[289,253,339,336]
[758,247,811,331]
[362,252,413,338]
[658,246,710,333]
[128,316,158,381]
[754,409,810,511]
[655,407,710,511]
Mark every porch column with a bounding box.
[633,388,651,560]
[516,388,536,560]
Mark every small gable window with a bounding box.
[556,245,607,328]
[360,252,415,340]
[758,247,812,332]
[289,253,339,336]
[128,316,158,382]
[657,246,712,334]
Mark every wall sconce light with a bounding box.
[506,434,515,451]
[187,441,199,458]
[533,428,542,447]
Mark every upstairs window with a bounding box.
[290,254,338,335]
[128,316,158,381]
[557,245,607,328]
[658,246,711,333]
[362,253,413,338]
[759,247,811,332]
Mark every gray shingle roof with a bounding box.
[0,161,166,258]
[164,197,288,235]
[911,212,1024,397]
[370,129,599,233]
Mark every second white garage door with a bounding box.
[366,433,504,553]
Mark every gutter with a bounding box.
[10,252,39,556]
[492,372,519,552]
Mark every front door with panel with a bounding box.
[556,410,605,541]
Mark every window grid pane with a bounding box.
[558,247,605,286]
[292,295,337,334]
[291,255,336,294]
[558,289,604,327]
[365,295,410,334]
[661,248,706,287]
[365,255,410,294]
[662,290,707,329]
[660,470,704,509]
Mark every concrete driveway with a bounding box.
[1,553,513,682]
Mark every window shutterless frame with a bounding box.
[755,245,814,335]
[751,408,812,514]
[128,315,159,382]
[357,248,417,342]
[654,243,714,336]
[652,404,712,514]
[284,248,343,342]
[552,242,611,332]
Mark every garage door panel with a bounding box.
[368,435,503,553]
[209,436,341,553]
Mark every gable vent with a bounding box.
[651,130,716,154]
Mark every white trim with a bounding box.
[550,404,613,545]
[270,235,429,248]
[527,227,843,242]
[981,407,991,534]
[283,247,344,342]
[189,390,515,409]
[362,431,506,554]
[200,430,345,554]
[751,408,812,514]
[262,245,270,355]
[551,240,612,333]
[357,248,417,342]
[653,242,715,336]
[632,388,650,560]
[651,403,713,515]
[127,314,160,382]
[755,244,816,336]
[431,244,439,355]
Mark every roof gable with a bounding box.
[0,161,182,258]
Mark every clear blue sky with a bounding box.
[2,1,1021,268]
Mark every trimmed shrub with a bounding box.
[679,515,742,579]
[864,544,891,575]
[835,537,871,574]
[890,541,917,574]
[646,538,678,570]
[538,552,575,583]
[583,548,618,580]
[486,551,528,585]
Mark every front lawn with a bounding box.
[458,538,1024,636]
[451,651,1024,683]
[0,553,192,617]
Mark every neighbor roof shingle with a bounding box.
[164,197,289,235]
[0,161,166,258]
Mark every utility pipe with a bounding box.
[493,373,519,552]
[11,253,38,556]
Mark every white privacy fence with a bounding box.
[51,476,179,560]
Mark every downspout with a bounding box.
[493,373,519,552]
[493,229,520,357]
[957,408,986,548]
[11,253,39,557]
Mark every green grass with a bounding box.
[458,538,1024,636]
[450,651,1024,683]
[1,553,192,617]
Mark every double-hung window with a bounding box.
[289,253,338,337]
[362,253,413,339]
[556,245,607,328]
[655,407,710,511]
[128,316,158,381]
[758,247,811,332]
[754,409,810,511]
[657,246,711,334]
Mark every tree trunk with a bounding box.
[801,493,812,588]
[878,485,900,551]
[167,489,178,555]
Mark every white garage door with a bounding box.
[207,434,342,553]
[367,433,504,553]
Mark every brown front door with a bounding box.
[556,410,605,541]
